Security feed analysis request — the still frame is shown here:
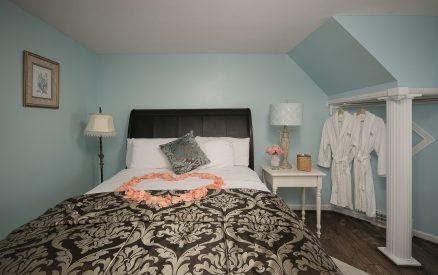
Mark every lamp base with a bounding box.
[99,136,104,183]
[280,126,292,169]
[280,160,292,170]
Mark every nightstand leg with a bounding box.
[301,187,305,224]
[316,177,322,238]
[273,185,278,194]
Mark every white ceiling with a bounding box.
[12,0,438,54]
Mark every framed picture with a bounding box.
[23,51,60,109]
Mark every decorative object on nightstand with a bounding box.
[261,166,326,238]
[297,153,312,172]
[270,103,302,169]
[265,145,284,169]
[84,107,116,183]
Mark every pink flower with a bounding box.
[118,172,224,208]
[266,145,285,156]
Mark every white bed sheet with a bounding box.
[87,166,269,194]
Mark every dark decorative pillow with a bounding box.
[160,131,210,174]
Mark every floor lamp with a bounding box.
[84,107,116,183]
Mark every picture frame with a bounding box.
[23,51,60,109]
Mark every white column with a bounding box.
[378,88,421,266]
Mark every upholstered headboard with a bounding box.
[127,108,254,170]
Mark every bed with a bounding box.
[0,108,338,274]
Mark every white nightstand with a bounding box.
[261,166,326,238]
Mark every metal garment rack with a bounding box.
[325,87,438,266]
[328,93,438,115]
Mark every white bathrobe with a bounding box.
[352,111,386,217]
[318,111,355,209]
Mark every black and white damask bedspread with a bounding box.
[0,189,339,274]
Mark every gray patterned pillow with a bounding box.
[160,131,210,174]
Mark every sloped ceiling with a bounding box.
[335,16,438,88]
[288,18,396,96]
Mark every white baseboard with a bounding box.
[413,229,438,244]
[287,203,438,244]
[287,203,332,211]
[330,205,386,229]
[332,207,438,244]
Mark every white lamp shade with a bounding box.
[84,114,116,137]
[270,103,302,126]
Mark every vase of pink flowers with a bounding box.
[266,145,284,169]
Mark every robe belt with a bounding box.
[356,154,370,162]
[355,154,370,191]
[333,155,348,163]
[332,155,349,195]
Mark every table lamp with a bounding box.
[270,103,302,169]
[84,107,116,182]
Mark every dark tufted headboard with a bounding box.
[127,108,254,170]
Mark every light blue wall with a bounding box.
[97,54,331,205]
[289,18,396,96]
[0,0,98,238]
[336,16,438,88]
[411,104,438,235]
[327,82,398,100]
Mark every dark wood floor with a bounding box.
[297,211,438,275]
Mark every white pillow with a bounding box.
[196,137,250,166]
[198,140,234,168]
[231,138,250,166]
[127,138,175,169]
[126,139,134,168]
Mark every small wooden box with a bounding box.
[297,154,311,172]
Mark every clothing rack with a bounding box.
[329,96,438,115]
[327,88,438,115]
[325,87,438,266]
